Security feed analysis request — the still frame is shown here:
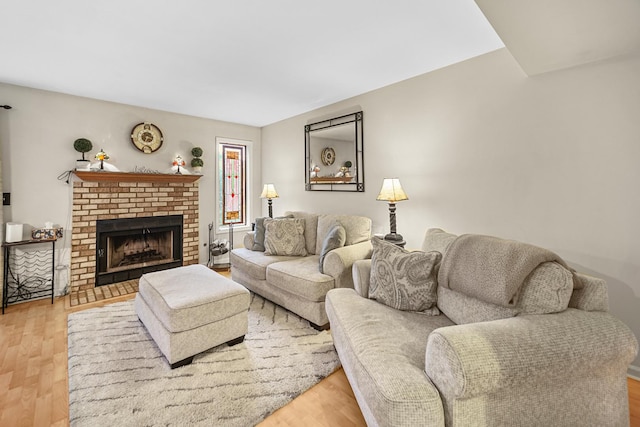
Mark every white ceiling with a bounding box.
[0,0,504,127]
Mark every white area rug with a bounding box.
[68,294,340,426]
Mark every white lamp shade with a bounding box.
[260,184,279,199]
[376,178,408,202]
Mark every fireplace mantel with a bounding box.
[73,170,202,183]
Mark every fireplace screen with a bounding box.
[96,215,183,286]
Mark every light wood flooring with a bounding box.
[0,279,638,426]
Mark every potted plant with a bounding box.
[342,160,353,178]
[191,147,204,173]
[73,138,93,170]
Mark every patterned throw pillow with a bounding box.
[319,223,346,274]
[369,237,442,313]
[264,218,307,256]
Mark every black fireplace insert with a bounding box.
[95,215,183,286]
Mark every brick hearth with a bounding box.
[70,176,199,292]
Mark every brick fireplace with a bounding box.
[70,172,200,292]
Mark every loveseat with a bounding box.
[230,211,372,328]
[326,228,639,427]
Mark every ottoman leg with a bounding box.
[170,356,194,369]
[227,336,245,346]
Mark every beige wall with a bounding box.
[0,83,262,289]
[261,48,640,373]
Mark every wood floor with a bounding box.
[0,291,638,427]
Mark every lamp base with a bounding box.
[384,233,403,241]
[383,233,406,248]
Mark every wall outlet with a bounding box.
[2,193,10,206]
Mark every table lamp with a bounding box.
[376,178,408,242]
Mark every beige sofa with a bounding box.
[230,211,372,328]
[326,228,639,427]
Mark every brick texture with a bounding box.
[70,180,199,292]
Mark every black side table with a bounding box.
[2,239,56,314]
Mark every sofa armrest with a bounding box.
[352,259,372,297]
[425,309,638,400]
[243,231,256,249]
[324,240,373,289]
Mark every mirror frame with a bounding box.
[305,111,364,192]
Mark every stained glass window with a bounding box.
[218,142,247,226]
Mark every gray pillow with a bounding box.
[319,224,346,274]
[369,237,442,314]
[264,218,307,256]
[251,217,267,251]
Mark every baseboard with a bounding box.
[628,364,640,381]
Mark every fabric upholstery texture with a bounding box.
[421,228,457,254]
[352,259,372,297]
[135,294,248,365]
[437,262,574,324]
[229,248,296,281]
[264,218,307,256]
[569,272,609,312]
[425,309,638,426]
[137,264,249,332]
[369,238,441,313]
[286,211,319,255]
[267,256,334,302]
[135,264,250,365]
[319,223,346,274]
[438,234,579,307]
[326,288,454,426]
[315,214,371,254]
[251,217,268,251]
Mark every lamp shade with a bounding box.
[260,184,279,199]
[376,178,408,203]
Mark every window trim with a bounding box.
[215,137,253,233]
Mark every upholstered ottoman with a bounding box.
[134,264,250,368]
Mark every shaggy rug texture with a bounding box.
[68,294,340,426]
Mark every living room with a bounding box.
[1,0,639,426]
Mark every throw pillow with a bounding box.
[251,214,294,251]
[251,217,268,251]
[264,218,307,256]
[318,223,346,274]
[369,237,442,313]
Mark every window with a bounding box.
[217,138,249,229]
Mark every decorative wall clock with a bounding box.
[321,147,336,166]
[131,122,163,153]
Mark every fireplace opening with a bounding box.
[96,215,183,286]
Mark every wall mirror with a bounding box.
[305,111,364,192]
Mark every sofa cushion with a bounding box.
[287,211,319,255]
[369,238,441,314]
[316,214,371,254]
[267,256,335,302]
[422,228,457,254]
[251,217,268,251]
[230,248,297,281]
[319,223,346,274]
[264,218,307,256]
